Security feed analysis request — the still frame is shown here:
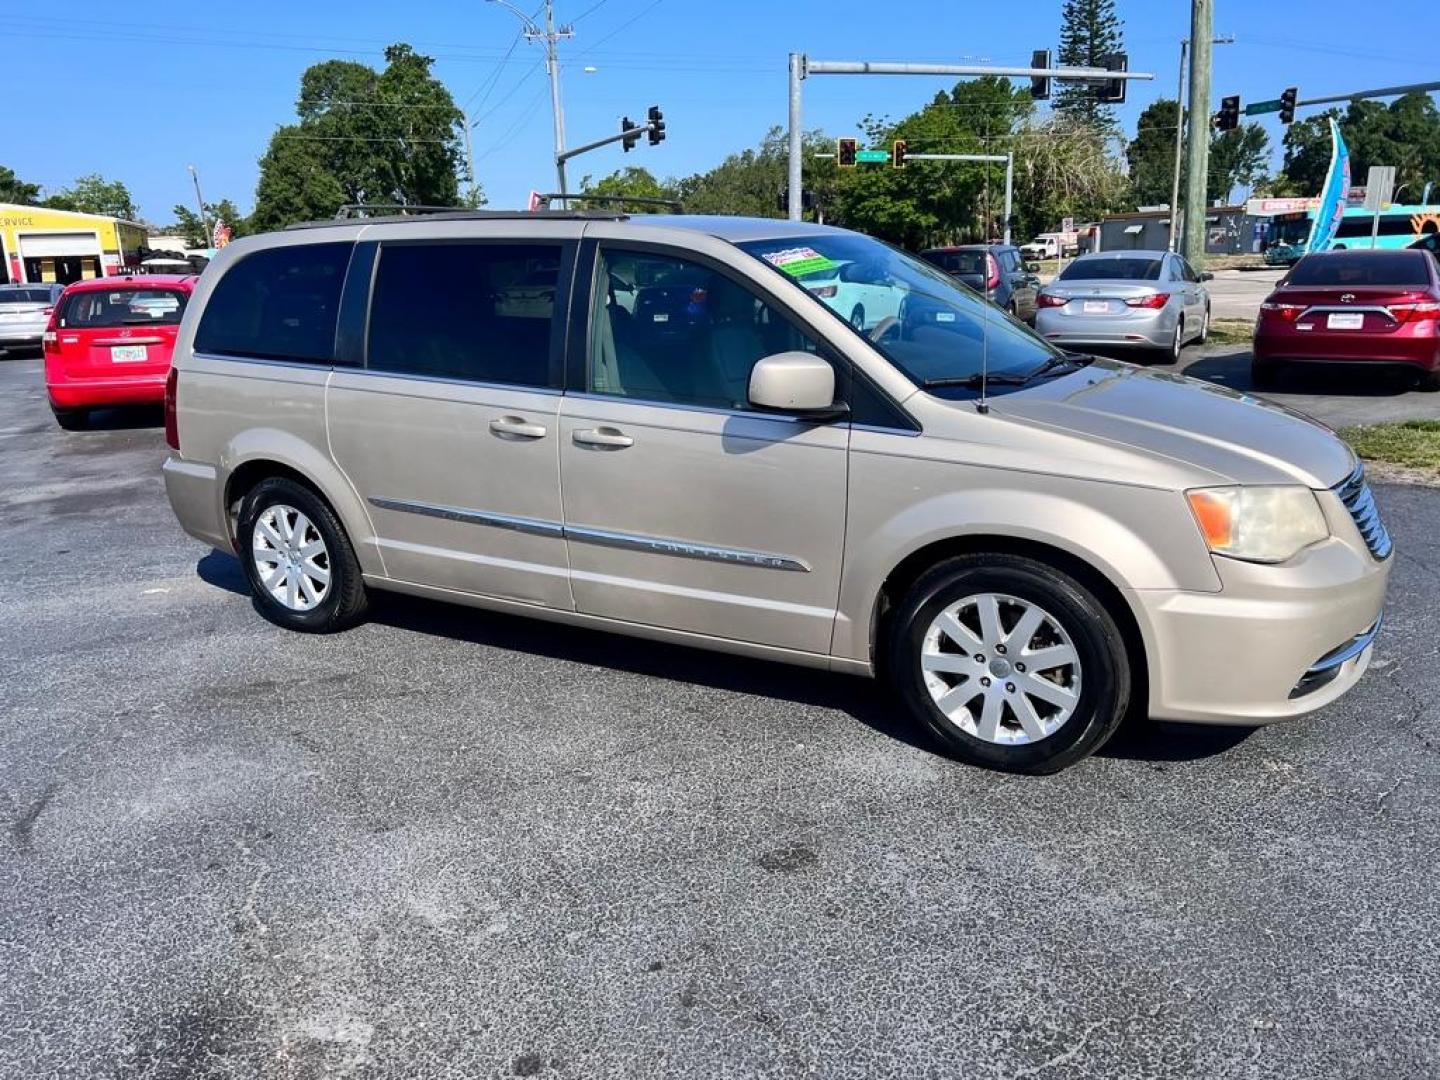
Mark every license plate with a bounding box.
[110,345,147,362]
[1327,312,1364,330]
[1082,300,1109,314]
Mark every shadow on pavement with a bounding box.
[75,404,165,430]
[196,551,1253,768]
[1180,348,1419,398]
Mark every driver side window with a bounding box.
[588,247,826,411]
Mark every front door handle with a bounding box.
[573,426,634,450]
[490,415,547,440]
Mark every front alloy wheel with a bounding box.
[251,504,331,612]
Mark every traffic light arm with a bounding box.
[557,119,663,164]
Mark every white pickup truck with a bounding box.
[1020,233,1080,260]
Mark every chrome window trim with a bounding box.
[334,367,564,397]
[368,497,810,572]
[563,390,819,426]
[191,351,336,372]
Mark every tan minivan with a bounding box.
[163,212,1391,772]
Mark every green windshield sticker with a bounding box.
[764,247,841,278]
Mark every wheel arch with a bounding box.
[866,533,1150,717]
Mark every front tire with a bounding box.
[886,554,1131,774]
[237,476,368,633]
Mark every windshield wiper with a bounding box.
[1020,351,1094,383]
[920,373,1029,389]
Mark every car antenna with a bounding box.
[977,153,992,415]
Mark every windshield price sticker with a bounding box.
[764,247,841,278]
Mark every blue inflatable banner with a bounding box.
[1306,119,1350,253]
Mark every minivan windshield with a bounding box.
[738,234,1062,394]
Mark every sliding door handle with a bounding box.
[573,426,634,449]
[489,416,547,440]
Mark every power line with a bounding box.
[576,0,665,56]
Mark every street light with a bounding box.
[488,0,573,199]
[186,164,213,249]
[1169,33,1234,252]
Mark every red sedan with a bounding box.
[1252,249,1440,391]
[44,275,196,429]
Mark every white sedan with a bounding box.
[797,260,908,332]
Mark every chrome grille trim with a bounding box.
[1333,465,1392,560]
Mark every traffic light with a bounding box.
[1215,95,1240,132]
[1279,86,1298,125]
[892,139,907,169]
[1097,52,1128,103]
[1030,49,1050,101]
[647,105,665,146]
[621,116,639,152]
[837,137,858,168]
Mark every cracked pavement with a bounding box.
[1,352,1438,1078]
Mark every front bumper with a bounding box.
[1133,528,1390,725]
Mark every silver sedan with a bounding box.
[0,283,64,351]
[1033,250,1212,362]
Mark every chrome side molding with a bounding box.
[368,497,811,572]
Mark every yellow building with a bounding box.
[0,203,149,285]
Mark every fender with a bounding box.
[832,484,1220,665]
[217,427,387,577]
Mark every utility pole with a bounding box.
[462,113,479,206]
[186,164,213,249]
[490,0,573,200]
[1182,0,1213,266]
[1169,32,1233,253]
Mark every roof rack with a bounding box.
[284,205,628,230]
[534,193,684,213]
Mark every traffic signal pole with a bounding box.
[786,54,1154,222]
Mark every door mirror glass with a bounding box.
[748,351,837,414]
[1198,270,1214,282]
[1024,261,1040,273]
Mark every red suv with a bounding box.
[1252,249,1440,390]
[44,275,196,429]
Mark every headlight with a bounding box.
[1186,486,1329,563]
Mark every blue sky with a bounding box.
[7,1,1438,223]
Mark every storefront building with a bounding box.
[0,204,148,285]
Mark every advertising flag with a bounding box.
[1306,119,1350,253]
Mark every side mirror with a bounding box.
[748,351,841,417]
[1198,271,1214,282]
[1024,261,1041,273]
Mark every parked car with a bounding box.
[0,283,64,353]
[44,275,195,429]
[163,213,1388,774]
[918,244,1041,322]
[1408,233,1440,258]
[1253,249,1440,391]
[1033,250,1212,362]
[793,258,905,331]
[1020,233,1079,260]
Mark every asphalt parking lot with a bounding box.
[2,350,1439,1079]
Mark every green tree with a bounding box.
[577,167,677,212]
[1283,93,1440,197]
[44,173,138,219]
[171,199,251,248]
[0,165,42,205]
[1126,99,1179,207]
[1208,123,1270,204]
[1054,0,1124,129]
[674,126,840,219]
[1010,113,1129,240]
[251,43,468,231]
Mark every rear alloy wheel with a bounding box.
[237,476,368,633]
[52,407,88,431]
[1197,306,1210,344]
[887,554,1131,774]
[1168,319,1184,362]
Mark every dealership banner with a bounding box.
[1306,119,1350,253]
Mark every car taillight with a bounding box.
[1260,301,1305,322]
[42,331,58,352]
[986,252,1001,291]
[808,285,838,298]
[1124,292,1169,309]
[1036,293,1067,308]
[164,366,179,452]
[1388,302,1440,324]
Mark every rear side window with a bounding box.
[60,288,188,328]
[194,242,351,363]
[1288,252,1431,287]
[366,242,563,388]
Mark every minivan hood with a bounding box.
[988,359,1355,488]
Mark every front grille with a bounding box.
[1334,465,1392,560]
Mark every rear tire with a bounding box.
[52,407,88,431]
[1198,306,1210,344]
[885,553,1131,774]
[237,476,368,633]
[1418,369,1440,392]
